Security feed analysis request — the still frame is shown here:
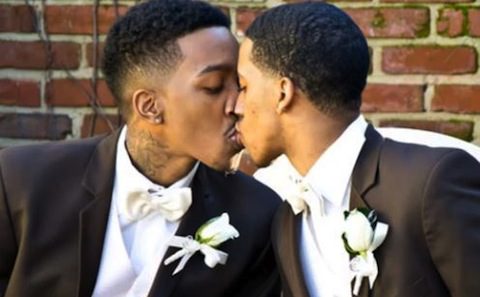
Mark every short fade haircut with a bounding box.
[102,0,230,119]
[246,2,369,115]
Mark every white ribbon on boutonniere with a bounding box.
[342,208,389,296]
[164,213,240,275]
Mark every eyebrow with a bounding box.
[197,64,234,76]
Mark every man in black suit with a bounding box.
[0,1,280,296]
[234,2,480,297]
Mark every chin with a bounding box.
[250,150,278,169]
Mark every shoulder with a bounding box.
[376,139,480,200]
[0,135,107,179]
[380,138,472,172]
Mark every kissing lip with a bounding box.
[225,123,237,138]
[225,123,243,150]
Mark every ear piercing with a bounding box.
[154,116,163,124]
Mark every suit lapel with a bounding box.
[349,125,384,210]
[349,125,385,297]
[273,202,309,297]
[77,130,121,297]
[148,164,219,297]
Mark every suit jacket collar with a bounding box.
[78,129,121,297]
[350,125,384,210]
[348,125,384,297]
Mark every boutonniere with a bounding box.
[342,208,389,296]
[164,213,240,275]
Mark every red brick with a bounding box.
[0,5,36,32]
[361,84,424,112]
[81,113,122,138]
[437,8,466,37]
[0,80,40,107]
[0,113,71,140]
[86,42,105,67]
[236,8,264,36]
[345,8,429,38]
[382,0,472,3]
[432,85,480,113]
[46,79,116,107]
[382,46,477,74]
[0,41,80,70]
[469,9,480,37]
[45,5,128,34]
[379,119,473,141]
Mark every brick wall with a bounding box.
[0,0,479,147]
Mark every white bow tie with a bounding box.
[286,176,324,216]
[285,179,309,215]
[125,186,192,223]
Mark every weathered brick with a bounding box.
[382,46,477,74]
[379,119,473,141]
[0,41,80,70]
[86,42,105,67]
[345,8,429,38]
[469,9,480,37]
[0,80,40,107]
[382,0,472,3]
[81,113,122,138]
[361,84,424,112]
[236,8,264,36]
[432,85,480,114]
[46,79,116,107]
[0,5,36,32]
[437,8,466,37]
[0,113,71,140]
[45,5,128,34]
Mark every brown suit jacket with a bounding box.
[0,130,281,297]
[273,125,480,297]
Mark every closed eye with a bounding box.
[204,85,224,95]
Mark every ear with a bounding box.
[131,89,164,124]
[276,77,295,114]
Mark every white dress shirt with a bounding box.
[92,127,198,297]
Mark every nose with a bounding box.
[233,92,244,117]
[225,90,237,116]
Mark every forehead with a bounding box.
[238,39,260,79]
[176,27,238,72]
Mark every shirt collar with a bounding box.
[114,126,199,219]
[303,115,368,207]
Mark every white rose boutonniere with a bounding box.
[342,208,389,296]
[164,213,239,275]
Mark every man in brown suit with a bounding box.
[234,2,480,297]
[0,1,281,296]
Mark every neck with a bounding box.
[125,125,196,187]
[283,107,357,176]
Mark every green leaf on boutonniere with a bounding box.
[342,233,360,257]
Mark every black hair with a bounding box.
[246,2,369,115]
[102,0,230,119]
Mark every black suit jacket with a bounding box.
[273,125,480,297]
[0,130,281,297]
